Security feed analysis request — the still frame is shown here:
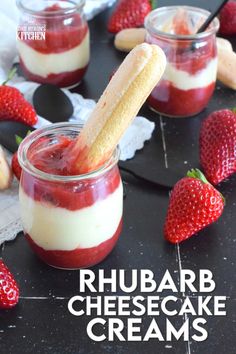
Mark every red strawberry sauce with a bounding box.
[148,81,215,117]
[18,4,89,87]
[20,135,122,269]
[20,4,88,54]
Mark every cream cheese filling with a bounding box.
[19,181,123,251]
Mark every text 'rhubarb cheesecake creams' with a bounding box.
[17,0,90,88]
[18,124,123,269]
[145,6,219,117]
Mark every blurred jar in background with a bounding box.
[17,0,89,88]
[145,6,219,118]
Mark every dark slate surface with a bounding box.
[1,1,236,353]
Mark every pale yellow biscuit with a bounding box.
[0,146,13,190]
[217,37,236,90]
[72,43,166,173]
[114,28,146,52]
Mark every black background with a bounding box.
[1,0,236,353]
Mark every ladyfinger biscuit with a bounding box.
[217,40,236,90]
[114,28,146,52]
[0,146,13,190]
[217,37,233,52]
[71,43,166,174]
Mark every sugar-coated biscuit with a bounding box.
[71,44,166,173]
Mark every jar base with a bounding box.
[19,58,88,89]
[25,219,123,270]
[63,81,82,89]
[45,263,99,271]
[148,105,205,118]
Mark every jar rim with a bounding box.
[144,6,219,41]
[16,0,85,17]
[18,122,120,182]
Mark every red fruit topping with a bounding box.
[172,10,192,35]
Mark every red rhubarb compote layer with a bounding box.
[148,80,215,117]
[17,3,90,87]
[19,132,123,269]
[145,7,218,117]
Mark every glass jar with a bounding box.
[18,123,123,269]
[145,6,219,117]
[16,0,90,88]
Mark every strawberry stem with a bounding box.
[150,0,157,9]
[2,67,17,86]
[15,135,23,146]
[232,108,236,114]
[187,168,209,184]
[15,130,31,146]
[187,168,225,205]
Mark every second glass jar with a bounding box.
[145,6,219,118]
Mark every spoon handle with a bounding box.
[196,0,228,34]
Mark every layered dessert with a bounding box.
[19,133,123,269]
[17,3,89,88]
[18,44,166,269]
[147,40,217,117]
[145,7,219,117]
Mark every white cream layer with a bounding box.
[19,181,123,251]
[163,58,217,90]
[17,31,90,78]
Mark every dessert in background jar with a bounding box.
[17,0,89,88]
[145,6,219,117]
[18,124,123,269]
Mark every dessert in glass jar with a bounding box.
[145,6,219,117]
[16,0,90,88]
[18,123,123,269]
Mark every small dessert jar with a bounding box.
[16,0,90,88]
[145,6,219,117]
[18,123,123,269]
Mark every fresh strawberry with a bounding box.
[0,260,19,309]
[200,109,236,185]
[164,169,224,243]
[108,0,152,34]
[0,68,37,126]
[11,152,22,181]
[219,0,236,35]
